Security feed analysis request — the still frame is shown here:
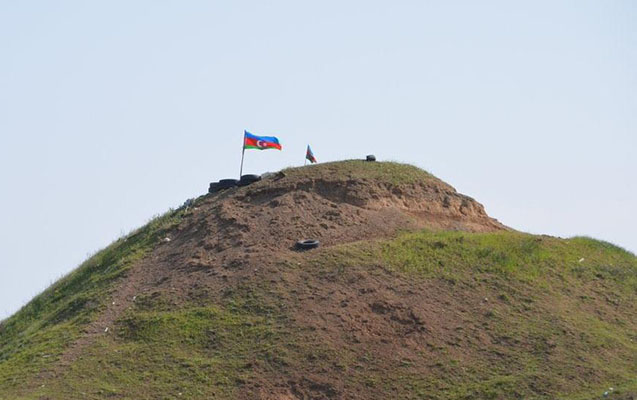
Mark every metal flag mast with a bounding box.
[239,130,246,178]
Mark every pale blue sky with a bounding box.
[1,1,635,320]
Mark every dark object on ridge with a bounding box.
[366,155,376,162]
[237,174,262,187]
[295,239,320,250]
[208,182,220,193]
[217,179,239,190]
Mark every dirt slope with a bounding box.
[0,161,635,400]
[53,161,506,367]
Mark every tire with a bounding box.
[237,174,262,187]
[366,154,376,162]
[208,182,220,193]
[295,239,320,250]
[217,179,239,189]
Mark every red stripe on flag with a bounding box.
[244,137,282,150]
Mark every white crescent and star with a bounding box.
[256,140,267,148]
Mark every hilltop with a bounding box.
[0,161,635,400]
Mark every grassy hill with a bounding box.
[0,161,635,400]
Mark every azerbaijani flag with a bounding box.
[244,130,282,150]
[306,145,317,163]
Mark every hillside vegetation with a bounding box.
[0,161,635,400]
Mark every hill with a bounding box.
[0,160,635,400]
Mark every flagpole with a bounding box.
[239,131,246,178]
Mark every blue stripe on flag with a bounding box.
[245,130,279,144]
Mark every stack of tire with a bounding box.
[237,174,261,187]
[209,174,261,194]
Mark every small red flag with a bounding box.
[306,145,317,163]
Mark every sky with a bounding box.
[0,1,635,320]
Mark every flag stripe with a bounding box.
[245,143,282,150]
[245,131,280,145]
[243,130,282,150]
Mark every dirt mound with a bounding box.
[2,161,635,400]
[191,161,506,253]
[45,161,508,386]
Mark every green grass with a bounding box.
[304,230,637,399]
[21,281,299,400]
[0,207,187,398]
[1,213,635,399]
[35,306,285,399]
[282,160,438,186]
[381,231,636,289]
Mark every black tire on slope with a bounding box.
[295,239,320,250]
[237,174,262,187]
[217,179,239,189]
[208,182,220,193]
